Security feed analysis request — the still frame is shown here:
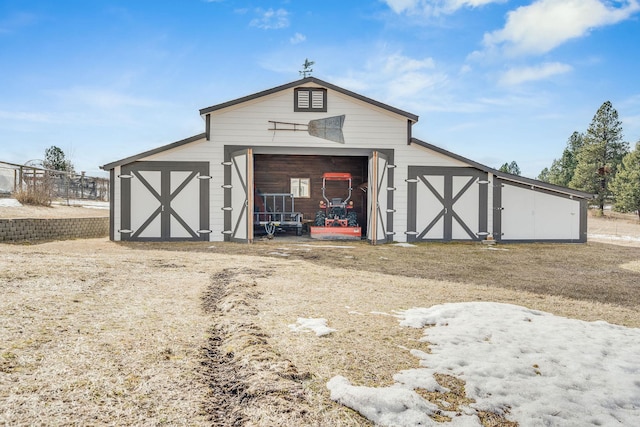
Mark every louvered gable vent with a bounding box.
[311,90,324,109]
[294,87,327,112]
[297,90,310,109]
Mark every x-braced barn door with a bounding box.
[407,167,487,242]
[120,162,210,241]
[367,151,394,244]
[223,149,254,243]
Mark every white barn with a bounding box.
[101,77,591,243]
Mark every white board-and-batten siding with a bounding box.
[107,77,588,243]
[118,85,448,242]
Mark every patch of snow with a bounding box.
[331,302,640,426]
[327,376,479,426]
[267,252,290,257]
[53,199,109,209]
[80,205,110,210]
[392,243,416,248]
[588,233,640,243]
[0,198,22,207]
[288,317,336,337]
[329,376,448,425]
[295,244,355,249]
[370,311,392,316]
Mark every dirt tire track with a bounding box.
[201,269,249,426]
[201,268,313,426]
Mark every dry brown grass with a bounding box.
[136,236,640,313]
[0,240,213,425]
[12,186,52,207]
[588,210,640,247]
[2,211,640,425]
[121,232,640,425]
[235,246,640,426]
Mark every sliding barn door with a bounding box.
[120,161,210,241]
[367,151,393,244]
[224,149,254,243]
[407,166,487,242]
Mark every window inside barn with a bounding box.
[290,177,310,198]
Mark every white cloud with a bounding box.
[381,54,444,98]
[499,62,573,85]
[382,53,435,74]
[249,8,290,30]
[484,0,640,56]
[290,32,306,44]
[51,87,168,109]
[331,50,447,108]
[384,0,419,14]
[328,48,564,119]
[387,71,447,100]
[383,0,505,16]
[0,110,56,123]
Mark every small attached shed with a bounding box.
[101,77,592,243]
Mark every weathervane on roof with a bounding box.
[299,58,314,78]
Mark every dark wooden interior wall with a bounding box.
[254,154,369,226]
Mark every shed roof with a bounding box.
[101,133,206,170]
[410,137,594,199]
[199,76,420,122]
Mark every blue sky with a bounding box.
[1,0,639,178]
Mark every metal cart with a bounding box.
[254,192,303,237]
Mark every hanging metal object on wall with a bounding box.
[268,115,345,144]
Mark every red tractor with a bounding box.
[309,173,362,240]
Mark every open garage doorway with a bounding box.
[253,154,369,237]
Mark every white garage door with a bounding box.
[497,181,581,241]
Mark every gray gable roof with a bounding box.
[102,78,419,170]
[199,76,420,122]
[101,78,591,202]
[411,137,594,199]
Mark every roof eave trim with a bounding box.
[101,133,207,170]
[410,137,593,199]
[199,76,419,122]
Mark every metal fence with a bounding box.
[0,161,109,201]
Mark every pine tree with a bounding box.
[538,167,550,182]
[43,146,74,172]
[569,101,628,212]
[610,142,640,219]
[499,161,521,175]
[547,132,583,187]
